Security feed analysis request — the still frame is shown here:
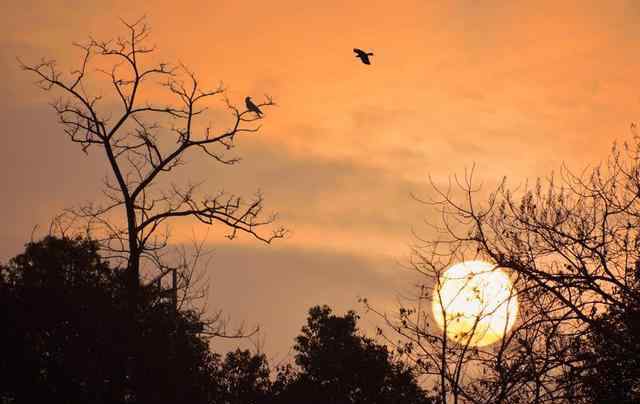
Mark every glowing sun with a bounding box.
[432,260,519,347]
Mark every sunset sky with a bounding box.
[3,0,640,360]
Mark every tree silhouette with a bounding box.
[273,305,432,404]
[19,17,286,309]
[0,236,224,403]
[562,279,640,404]
[365,138,640,403]
[1,240,437,404]
[218,349,273,404]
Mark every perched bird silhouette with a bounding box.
[245,96,263,117]
[353,48,374,65]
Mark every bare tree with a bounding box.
[19,17,286,308]
[366,138,640,403]
[424,141,640,344]
[364,264,543,404]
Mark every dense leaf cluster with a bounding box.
[1,237,429,404]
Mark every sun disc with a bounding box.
[432,261,518,347]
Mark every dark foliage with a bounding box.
[563,287,640,404]
[0,238,433,404]
[0,236,221,404]
[218,349,272,404]
[272,305,431,404]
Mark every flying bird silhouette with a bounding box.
[245,96,263,117]
[353,48,374,65]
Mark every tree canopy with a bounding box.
[1,236,220,403]
[364,140,640,403]
[1,237,432,404]
[273,305,431,404]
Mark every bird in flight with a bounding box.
[245,96,263,117]
[353,48,374,65]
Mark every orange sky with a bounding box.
[3,0,640,359]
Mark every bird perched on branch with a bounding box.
[353,48,374,65]
[245,96,263,117]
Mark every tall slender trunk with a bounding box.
[125,199,140,307]
[124,201,141,401]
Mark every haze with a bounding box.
[2,0,639,359]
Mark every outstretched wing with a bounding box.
[353,48,372,64]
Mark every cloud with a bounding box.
[201,241,422,360]
[4,0,640,361]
